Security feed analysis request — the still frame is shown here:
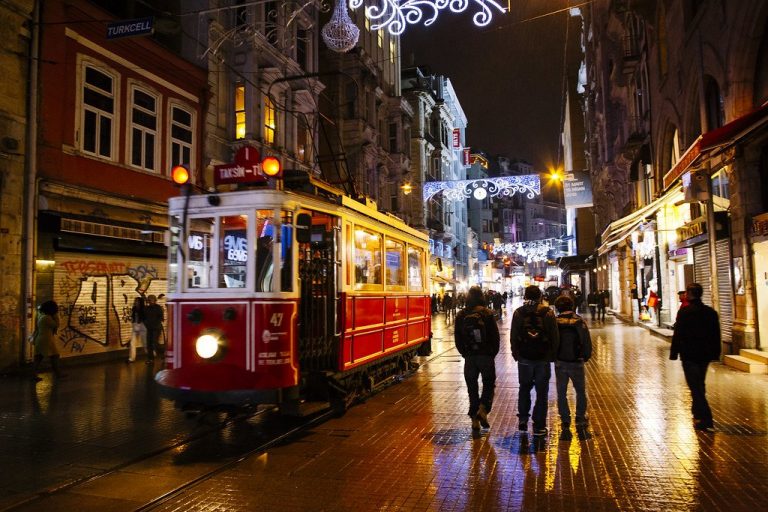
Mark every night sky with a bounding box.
[402,1,571,172]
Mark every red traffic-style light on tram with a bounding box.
[172,164,190,185]
[261,156,281,177]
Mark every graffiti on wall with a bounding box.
[54,254,167,357]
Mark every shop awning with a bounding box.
[663,101,768,190]
[598,190,683,255]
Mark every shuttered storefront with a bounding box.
[692,240,733,342]
[52,252,168,358]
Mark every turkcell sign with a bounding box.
[214,163,266,185]
[106,17,154,40]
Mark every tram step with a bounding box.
[740,349,768,364]
[723,354,768,374]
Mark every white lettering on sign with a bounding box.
[224,235,248,262]
[188,235,203,250]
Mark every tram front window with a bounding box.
[187,217,214,289]
[220,215,248,288]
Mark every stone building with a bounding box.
[586,0,768,353]
[401,66,468,295]
[0,0,35,371]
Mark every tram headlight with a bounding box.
[195,330,226,359]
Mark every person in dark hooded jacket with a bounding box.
[455,286,500,432]
[670,282,720,432]
[510,285,560,436]
[553,295,593,440]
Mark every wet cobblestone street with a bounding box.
[2,308,768,511]
[153,310,768,511]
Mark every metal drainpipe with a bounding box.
[22,0,40,364]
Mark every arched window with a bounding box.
[704,76,725,130]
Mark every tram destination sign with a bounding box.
[214,163,266,185]
[106,17,154,39]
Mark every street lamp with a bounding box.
[401,182,413,195]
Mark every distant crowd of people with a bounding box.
[432,290,510,323]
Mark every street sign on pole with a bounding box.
[106,17,154,40]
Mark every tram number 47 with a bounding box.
[269,313,283,327]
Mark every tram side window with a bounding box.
[219,215,248,288]
[169,215,181,292]
[280,211,293,292]
[385,238,406,288]
[407,246,425,291]
[255,210,275,292]
[354,227,382,288]
[187,217,214,289]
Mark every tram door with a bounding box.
[297,212,340,372]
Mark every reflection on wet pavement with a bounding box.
[150,305,768,511]
[3,301,767,511]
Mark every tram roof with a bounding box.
[168,187,429,243]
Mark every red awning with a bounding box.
[663,101,768,189]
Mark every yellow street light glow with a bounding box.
[401,182,413,195]
[262,156,281,177]
[172,165,190,185]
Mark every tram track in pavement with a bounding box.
[4,344,454,512]
[134,345,457,511]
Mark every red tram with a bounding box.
[155,168,432,413]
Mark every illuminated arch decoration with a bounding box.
[489,239,555,263]
[423,175,540,202]
[349,0,506,36]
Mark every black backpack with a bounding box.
[557,321,583,361]
[463,308,487,353]
[519,308,549,360]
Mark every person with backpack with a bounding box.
[553,295,593,440]
[454,286,501,432]
[510,285,559,436]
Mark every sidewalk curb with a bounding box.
[612,312,673,342]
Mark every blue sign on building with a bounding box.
[106,17,154,40]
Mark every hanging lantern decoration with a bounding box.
[322,0,360,53]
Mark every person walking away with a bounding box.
[510,285,559,436]
[670,283,721,432]
[553,295,593,440]
[128,296,146,363]
[143,294,164,364]
[454,286,501,433]
[31,300,65,381]
[597,290,608,322]
[587,290,598,321]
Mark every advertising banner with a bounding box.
[452,128,461,148]
[563,171,593,208]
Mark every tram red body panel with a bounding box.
[339,293,431,371]
[164,299,298,391]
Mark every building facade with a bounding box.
[0,0,35,371]
[401,67,469,296]
[586,0,768,352]
[23,0,208,363]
